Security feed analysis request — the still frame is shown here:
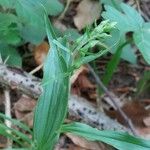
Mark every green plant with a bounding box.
[0,1,150,149]
[0,0,64,67]
[33,11,114,149]
[0,4,150,149]
[0,113,32,147]
[101,0,122,10]
[100,2,150,86]
[136,71,150,97]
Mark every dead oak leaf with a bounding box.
[34,41,49,65]
[136,127,150,139]
[14,95,36,120]
[66,133,107,150]
[106,101,150,128]
[71,66,96,100]
[21,112,34,128]
[143,116,150,127]
[14,95,36,112]
[71,66,88,84]
[73,0,101,30]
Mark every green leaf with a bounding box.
[0,27,21,45]
[64,28,81,42]
[33,12,70,150]
[102,3,144,34]
[0,13,18,27]
[15,0,45,44]
[7,148,29,150]
[6,149,30,150]
[0,0,16,8]
[134,23,150,64]
[105,29,137,64]
[0,123,24,147]
[101,29,136,89]
[136,71,150,96]
[102,45,122,86]
[100,0,122,10]
[0,44,22,67]
[0,0,63,44]
[60,122,150,150]
[20,24,45,44]
[102,42,136,88]
[0,113,32,134]
[72,20,116,68]
[120,44,137,64]
[0,13,21,45]
[74,48,108,68]
[37,0,64,16]
[14,0,63,44]
[0,123,32,147]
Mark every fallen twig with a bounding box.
[0,63,130,133]
[87,64,138,135]
[4,89,12,147]
[141,0,150,21]
[69,95,128,131]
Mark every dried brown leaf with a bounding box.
[73,0,101,30]
[71,66,88,84]
[66,133,106,150]
[21,112,34,128]
[14,95,36,120]
[14,95,36,112]
[34,41,49,65]
[143,116,150,127]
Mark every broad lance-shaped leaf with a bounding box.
[15,0,46,44]
[100,0,122,11]
[33,13,70,149]
[0,123,32,147]
[74,49,108,69]
[36,0,64,16]
[60,122,150,150]
[102,3,144,34]
[104,29,137,64]
[102,3,139,63]
[134,23,150,64]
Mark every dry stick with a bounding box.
[135,0,141,14]
[58,0,73,20]
[87,64,138,136]
[140,0,150,21]
[29,63,43,75]
[141,11,150,21]
[4,89,12,147]
[69,95,128,132]
[0,64,130,132]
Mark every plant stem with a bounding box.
[87,64,138,136]
[4,89,12,148]
[29,63,43,75]
[102,41,129,87]
[58,0,73,20]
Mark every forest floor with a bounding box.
[0,0,150,149]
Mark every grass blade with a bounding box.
[60,122,150,150]
[0,123,31,147]
[0,113,32,134]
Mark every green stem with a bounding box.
[98,40,131,95]
[58,0,72,20]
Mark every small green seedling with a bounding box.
[100,2,150,87]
